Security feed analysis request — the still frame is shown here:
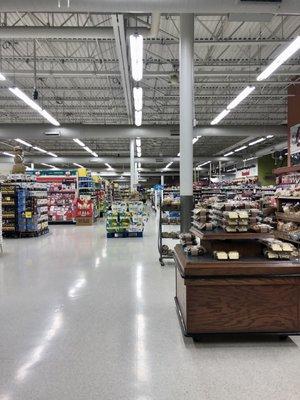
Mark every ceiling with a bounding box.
[0,9,298,175]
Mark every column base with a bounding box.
[180,195,193,233]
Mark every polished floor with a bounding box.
[1,213,300,400]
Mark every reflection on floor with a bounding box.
[0,213,299,400]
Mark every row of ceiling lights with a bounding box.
[195,135,274,171]
[0,73,60,126]
[210,36,300,125]
[223,135,274,157]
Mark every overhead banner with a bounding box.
[236,165,258,179]
[290,123,300,155]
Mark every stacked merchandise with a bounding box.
[19,182,49,236]
[158,190,181,266]
[275,196,300,243]
[192,200,275,234]
[261,238,297,260]
[37,174,77,223]
[1,182,25,237]
[1,175,49,237]
[106,201,146,238]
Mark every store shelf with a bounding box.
[274,231,300,245]
[190,227,273,241]
[276,212,300,223]
[278,196,300,201]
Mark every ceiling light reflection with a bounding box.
[68,277,86,298]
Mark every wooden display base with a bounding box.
[174,245,300,338]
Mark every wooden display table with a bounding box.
[174,245,300,338]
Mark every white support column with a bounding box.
[180,13,194,232]
[130,138,135,192]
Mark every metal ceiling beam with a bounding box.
[0,124,287,139]
[3,55,299,69]
[2,69,300,78]
[0,1,299,14]
[1,81,298,93]
[0,95,292,102]
[0,155,239,164]
[0,26,297,46]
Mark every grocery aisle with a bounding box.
[0,213,300,400]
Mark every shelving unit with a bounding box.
[175,225,300,337]
[275,196,300,246]
[77,175,97,225]
[37,173,77,224]
[1,183,24,237]
[1,177,49,238]
[158,191,181,266]
[106,201,146,238]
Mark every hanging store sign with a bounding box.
[236,165,258,178]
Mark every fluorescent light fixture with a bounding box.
[41,163,57,169]
[105,163,114,170]
[257,36,300,81]
[211,109,230,125]
[224,151,234,156]
[133,87,143,111]
[249,138,266,146]
[227,168,236,172]
[33,146,48,154]
[9,87,60,126]
[234,145,248,152]
[135,110,142,127]
[39,109,60,126]
[15,138,32,147]
[192,138,198,144]
[0,73,6,81]
[73,138,85,147]
[243,156,257,162]
[198,161,211,167]
[47,152,58,158]
[2,151,14,157]
[73,163,84,168]
[165,162,173,169]
[136,138,141,147]
[266,134,274,139]
[130,34,143,82]
[138,162,141,168]
[83,146,98,157]
[9,87,42,112]
[177,152,180,157]
[227,86,256,110]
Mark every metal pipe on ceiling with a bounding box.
[0,124,287,139]
[0,0,299,14]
